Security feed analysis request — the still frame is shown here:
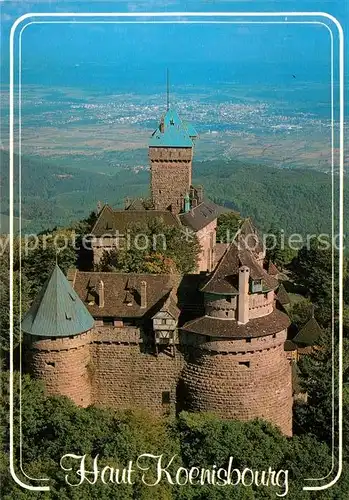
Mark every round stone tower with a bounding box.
[22,265,95,407]
[181,238,293,436]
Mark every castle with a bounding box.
[22,105,295,436]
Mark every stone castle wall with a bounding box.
[149,147,193,213]
[26,327,184,416]
[90,326,185,415]
[26,331,93,407]
[248,291,274,319]
[204,291,275,321]
[180,329,292,436]
[26,325,292,435]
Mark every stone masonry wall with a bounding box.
[180,329,293,436]
[248,291,274,319]
[26,331,93,407]
[90,326,184,415]
[150,147,193,213]
[26,325,292,435]
[92,347,184,415]
[204,291,275,321]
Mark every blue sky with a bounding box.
[0,0,346,88]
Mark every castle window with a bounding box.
[162,391,171,404]
[239,361,250,368]
[46,361,55,367]
[246,338,251,343]
[103,317,114,326]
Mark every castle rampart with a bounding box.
[179,330,292,436]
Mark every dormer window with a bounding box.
[251,279,263,293]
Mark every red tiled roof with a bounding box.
[181,308,290,339]
[91,205,180,237]
[73,271,178,318]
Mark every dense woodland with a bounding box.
[1,150,347,239]
[0,209,348,497]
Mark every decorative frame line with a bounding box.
[9,11,344,493]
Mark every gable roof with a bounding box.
[152,293,180,320]
[91,204,180,237]
[21,265,94,337]
[239,218,264,254]
[201,236,278,295]
[179,199,227,232]
[73,271,178,318]
[125,198,149,211]
[292,316,322,346]
[149,108,196,148]
[201,241,240,295]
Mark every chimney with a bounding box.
[98,279,105,308]
[191,198,198,208]
[124,197,131,209]
[197,185,203,204]
[97,201,102,214]
[237,266,249,324]
[140,280,147,309]
[159,117,165,133]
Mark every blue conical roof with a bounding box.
[21,265,94,337]
[149,108,197,148]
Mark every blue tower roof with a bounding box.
[149,108,197,148]
[21,265,94,337]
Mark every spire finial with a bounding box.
[166,68,170,111]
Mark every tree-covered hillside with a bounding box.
[1,151,347,237]
[194,160,345,236]
[0,150,149,233]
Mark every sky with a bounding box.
[0,0,347,83]
[0,0,346,114]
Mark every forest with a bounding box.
[1,150,347,239]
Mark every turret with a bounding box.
[181,231,293,436]
[22,265,94,407]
